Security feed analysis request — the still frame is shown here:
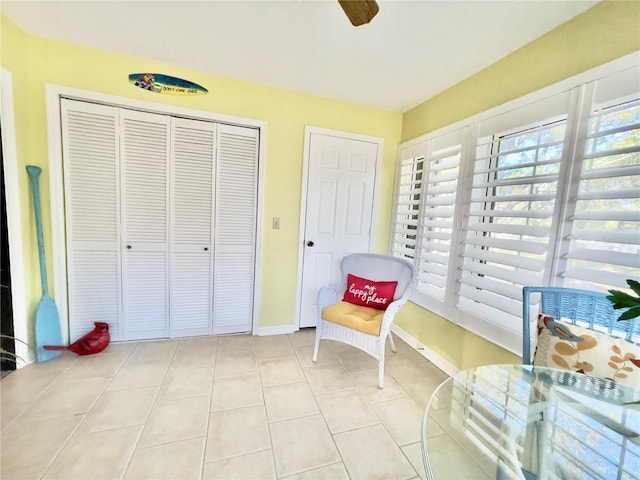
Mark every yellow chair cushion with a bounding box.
[322,301,384,336]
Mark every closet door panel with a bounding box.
[122,252,168,339]
[213,124,258,334]
[121,110,170,340]
[170,118,215,337]
[62,100,123,341]
[212,254,254,333]
[171,253,212,335]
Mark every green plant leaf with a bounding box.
[607,280,640,321]
[628,279,640,296]
[618,306,640,321]
[606,290,640,308]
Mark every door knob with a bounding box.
[204,247,209,251]
[306,241,315,247]
[126,245,132,250]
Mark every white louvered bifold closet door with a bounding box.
[62,100,123,341]
[121,110,171,340]
[62,101,259,340]
[213,124,259,334]
[169,118,215,337]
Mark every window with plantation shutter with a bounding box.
[391,130,464,310]
[458,118,566,329]
[417,129,463,305]
[390,58,640,355]
[561,76,640,290]
[391,142,425,261]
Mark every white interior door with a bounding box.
[298,129,381,328]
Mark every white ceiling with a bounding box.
[1,0,599,112]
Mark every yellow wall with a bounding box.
[395,305,520,371]
[0,14,402,343]
[402,1,640,142]
[398,0,640,369]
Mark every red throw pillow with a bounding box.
[342,274,398,311]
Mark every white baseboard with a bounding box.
[255,324,298,336]
[391,324,459,377]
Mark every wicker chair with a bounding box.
[522,286,640,365]
[312,253,418,388]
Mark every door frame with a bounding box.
[45,85,266,344]
[295,125,384,329]
[0,68,30,365]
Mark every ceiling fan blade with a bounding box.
[338,0,379,26]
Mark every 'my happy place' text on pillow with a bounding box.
[343,274,398,310]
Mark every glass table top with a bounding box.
[421,364,640,480]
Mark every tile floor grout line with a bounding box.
[303,333,354,480]
[119,340,180,479]
[275,332,343,479]
[2,330,440,479]
[333,334,423,479]
[200,335,219,480]
[1,355,77,432]
[262,333,283,479]
[38,344,137,480]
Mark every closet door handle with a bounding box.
[203,247,209,251]
[126,245,132,250]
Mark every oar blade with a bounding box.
[35,295,63,362]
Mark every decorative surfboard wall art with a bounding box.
[129,73,208,96]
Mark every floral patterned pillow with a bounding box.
[533,314,640,388]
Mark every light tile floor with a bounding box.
[0,329,449,479]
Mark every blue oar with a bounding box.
[26,165,62,362]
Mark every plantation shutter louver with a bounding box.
[391,141,426,261]
[561,67,640,290]
[458,118,566,324]
[213,124,259,334]
[455,91,571,341]
[62,100,122,341]
[169,118,215,337]
[121,110,171,340]
[417,129,463,305]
